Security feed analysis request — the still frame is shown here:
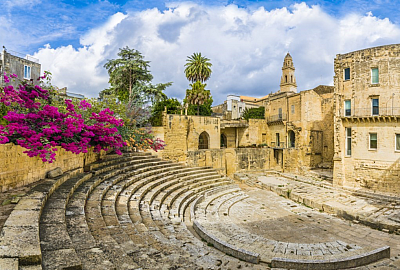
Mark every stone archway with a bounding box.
[199,131,210,149]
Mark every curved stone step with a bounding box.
[85,177,141,269]
[40,172,94,270]
[156,170,222,209]
[0,168,83,267]
[64,155,170,269]
[168,179,232,219]
[102,164,193,261]
[195,191,391,268]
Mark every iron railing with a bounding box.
[267,113,287,122]
[5,50,39,63]
[342,107,400,117]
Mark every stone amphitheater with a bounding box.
[1,152,400,269]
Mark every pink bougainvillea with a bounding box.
[0,73,126,163]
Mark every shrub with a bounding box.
[242,107,265,120]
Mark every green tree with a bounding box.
[150,98,182,126]
[242,107,265,120]
[184,81,212,116]
[103,47,171,103]
[184,52,212,83]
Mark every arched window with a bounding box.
[199,131,209,149]
[220,134,227,148]
[288,130,295,148]
[291,75,293,83]
[285,75,288,83]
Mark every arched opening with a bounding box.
[198,131,210,149]
[220,133,227,148]
[285,75,288,83]
[288,130,295,148]
[291,75,293,83]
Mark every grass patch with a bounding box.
[2,199,11,206]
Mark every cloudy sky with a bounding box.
[1,0,400,105]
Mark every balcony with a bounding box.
[270,142,285,149]
[341,107,400,123]
[267,113,287,125]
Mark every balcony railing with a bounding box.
[342,107,400,117]
[267,113,287,123]
[271,142,285,148]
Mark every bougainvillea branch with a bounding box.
[0,73,126,163]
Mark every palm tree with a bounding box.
[184,81,211,115]
[184,53,212,83]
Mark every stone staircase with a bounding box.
[0,152,395,269]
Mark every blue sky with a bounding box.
[2,0,400,104]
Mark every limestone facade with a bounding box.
[333,44,400,193]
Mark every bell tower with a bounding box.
[279,53,297,93]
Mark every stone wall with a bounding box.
[186,148,272,177]
[0,143,104,192]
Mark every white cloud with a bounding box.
[33,2,400,104]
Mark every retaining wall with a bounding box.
[0,143,105,192]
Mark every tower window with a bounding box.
[285,75,288,83]
[371,68,379,84]
[396,134,400,151]
[344,100,351,116]
[345,128,351,156]
[369,133,377,150]
[372,98,379,116]
[344,68,350,81]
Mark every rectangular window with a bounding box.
[344,100,351,116]
[278,108,282,119]
[371,68,379,84]
[262,133,266,143]
[396,134,400,151]
[344,68,350,81]
[276,133,280,147]
[345,128,351,156]
[369,133,377,150]
[291,105,295,114]
[372,98,379,115]
[24,65,31,79]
